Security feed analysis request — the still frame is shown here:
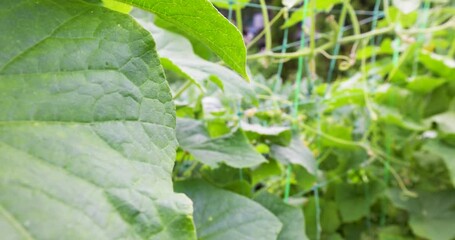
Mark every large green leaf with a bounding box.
[0,1,195,239]
[115,0,248,79]
[254,192,309,240]
[175,180,282,240]
[133,10,255,101]
[388,189,455,240]
[176,118,266,168]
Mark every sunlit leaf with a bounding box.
[115,0,248,78]
[133,10,255,101]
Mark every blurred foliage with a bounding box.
[161,0,455,239]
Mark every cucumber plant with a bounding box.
[0,0,249,239]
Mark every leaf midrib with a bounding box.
[0,120,173,129]
[0,203,35,240]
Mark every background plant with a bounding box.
[169,0,455,239]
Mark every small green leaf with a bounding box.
[256,143,271,154]
[175,180,283,240]
[115,0,248,79]
[252,160,282,185]
[378,225,414,240]
[242,122,292,146]
[200,164,251,195]
[177,118,266,168]
[271,136,317,175]
[387,6,418,27]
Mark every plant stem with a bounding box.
[247,9,284,50]
[346,2,361,36]
[300,123,366,149]
[173,80,192,99]
[259,0,272,51]
[235,4,243,34]
[449,38,455,57]
[383,0,391,23]
[248,25,396,60]
[319,49,351,61]
[308,0,316,75]
[339,25,394,44]
[326,0,348,83]
[402,17,455,34]
[248,41,334,59]
[346,1,361,59]
[361,39,377,121]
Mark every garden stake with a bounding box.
[285,0,310,204]
[380,26,402,226]
[227,0,245,182]
[412,0,431,78]
[370,0,381,64]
